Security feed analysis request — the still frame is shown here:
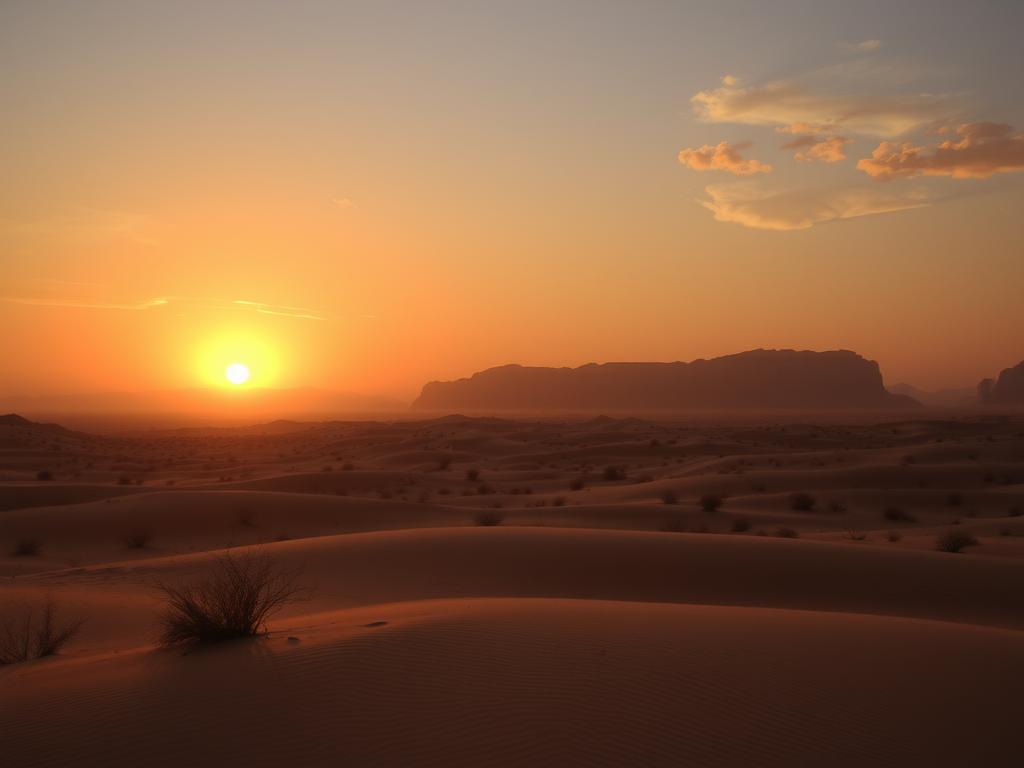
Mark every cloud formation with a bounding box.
[857,122,1024,180]
[0,294,325,320]
[843,39,882,53]
[692,75,948,137]
[778,128,851,162]
[699,182,931,231]
[678,141,771,175]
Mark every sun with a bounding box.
[225,362,251,385]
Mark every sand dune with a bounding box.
[2,413,1023,766]
[4,599,1022,767]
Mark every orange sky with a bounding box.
[2,2,1023,402]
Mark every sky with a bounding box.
[2,0,1023,402]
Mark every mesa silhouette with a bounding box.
[978,359,1024,404]
[414,349,919,411]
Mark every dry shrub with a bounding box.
[789,493,816,512]
[156,550,306,647]
[0,599,84,664]
[730,518,750,533]
[883,507,917,523]
[12,538,41,557]
[474,511,504,527]
[660,490,679,505]
[775,527,799,538]
[124,530,152,549]
[936,530,978,554]
[700,494,723,513]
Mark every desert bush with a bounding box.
[124,530,152,549]
[662,515,686,532]
[775,527,799,539]
[886,531,902,542]
[570,477,586,491]
[844,529,867,541]
[156,551,306,647]
[35,470,53,481]
[551,496,567,507]
[12,538,41,557]
[237,508,257,528]
[116,475,133,485]
[828,501,848,514]
[936,530,978,553]
[700,494,723,513]
[883,507,917,523]
[1009,507,1022,517]
[730,518,750,533]
[602,465,625,481]
[789,493,816,512]
[946,492,964,507]
[0,599,84,665]
[474,511,504,527]
[660,490,679,505]
[466,468,480,482]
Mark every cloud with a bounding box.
[333,197,353,208]
[857,122,1024,179]
[678,141,772,175]
[843,39,882,53]
[692,74,949,137]
[0,294,325,320]
[699,182,932,231]
[778,130,851,163]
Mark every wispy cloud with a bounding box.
[232,300,326,320]
[678,141,772,175]
[692,73,951,137]
[699,182,932,231]
[0,294,326,320]
[842,39,882,54]
[857,122,1024,179]
[778,129,851,163]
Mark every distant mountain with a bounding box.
[0,413,84,439]
[887,383,976,407]
[414,350,920,411]
[978,360,1024,405]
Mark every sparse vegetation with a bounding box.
[699,494,723,513]
[936,530,978,553]
[730,518,750,533]
[886,530,902,542]
[570,477,586,491]
[789,493,816,512]
[883,506,916,523]
[844,528,867,541]
[474,511,504,527]
[775,527,799,538]
[12,538,42,557]
[0,599,84,665]
[35,470,53,481]
[466,468,479,482]
[124,530,152,549]
[603,465,626,481]
[156,550,306,647]
[660,490,679,505]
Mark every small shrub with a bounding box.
[156,551,306,646]
[844,528,867,541]
[570,477,585,491]
[789,493,816,512]
[602,465,625,481]
[237,509,257,528]
[0,599,85,664]
[474,511,504,527]
[936,530,978,553]
[117,475,133,485]
[775,527,799,539]
[946,492,963,507]
[466,468,480,482]
[12,539,41,557]
[730,518,750,533]
[124,530,152,549]
[436,456,451,471]
[886,530,902,543]
[828,501,848,514]
[883,507,916,523]
[660,490,679,505]
[700,494,723,513]
[662,515,686,532]
[1009,507,1022,518]
[36,470,53,481]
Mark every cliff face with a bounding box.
[979,361,1024,404]
[414,349,920,411]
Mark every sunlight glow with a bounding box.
[225,363,250,385]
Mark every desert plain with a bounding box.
[2,411,1024,766]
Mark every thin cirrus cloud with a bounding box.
[691,74,950,138]
[0,294,326,320]
[699,182,932,231]
[842,39,882,53]
[678,141,772,175]
[857,122,1024,180]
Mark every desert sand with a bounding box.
[3,412,1023,766]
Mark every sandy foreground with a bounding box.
[2,413,1023,766]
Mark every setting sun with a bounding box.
[225,363,250,385]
